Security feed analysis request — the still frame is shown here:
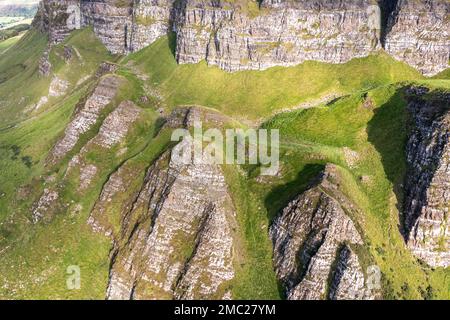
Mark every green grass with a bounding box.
[0,63,163,299]
[0,27,449,299]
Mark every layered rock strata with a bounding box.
[270,165,376,300]
[34,0,449,75]
[47,75,120,164]
[175,0,382,71]
[89,108,237,300]
[403,87,449,268]
[80,0,134,53]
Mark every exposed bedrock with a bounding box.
[34,0,449,75]
[33,100,141,223]
[403,87,450,268]
[33,0,81,45]
[270,165,377,300]
[47,75,121,165]
[89,108,237,300]
[80,0,134,54]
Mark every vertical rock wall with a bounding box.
[404,87,450,268]
[33,0,449,76]
[385,0,450,76]
[175,0,382,71]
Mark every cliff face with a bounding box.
[270,165,377,300]
[89,108,237,300]
[33,0,81,44]
[175,0,382,71]
[129,0,175,52]
[80,0,134,54]
[385,0,450,77]
[34,0,449,75]
[403,87,450,268]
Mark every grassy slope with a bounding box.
[0,28,448,299]
[121,35,449,299]
[0,28,125,298]
[0,33,22,54]
[123,34,423,122]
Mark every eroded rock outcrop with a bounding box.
[175,0,382,71]
[33,0,81,45]
[31,188,60,223]
[34,0,448,75]
[385,0,450,76]
[80,0,134,54]
[66,100,141,191]
[130,0,175,52]
[47,75,120,164]
[270,165,376,300]
[33,98,141,223]
[403,87,449,268]
[89,108,237,300]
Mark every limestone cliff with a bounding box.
[175,0,382,71]
[129,0,175,52]
[270,165,377,300]
[33,0,449,75]
[385,0,450,77]
[403,87,449,268]
[89,108,237,300]
[33,0,81,45]
[80,0,134,54]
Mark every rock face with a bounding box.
[175,0,382,71]
[385,0,450,76]
[403,87,449,268]
[33,0,81,45]
[89,100,141,148]
[66,100,141,191]
[33,98,141,223]
[270,165,376,300]
[47,75,120,164]
[34,0,448,75]
[129,0,175,52]
[89,108,237,300]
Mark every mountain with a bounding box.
[34,0,449,76]
[0,0,448,300]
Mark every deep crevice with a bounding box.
[378,0,400,47]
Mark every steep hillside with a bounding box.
[34,0,449,76]
[0,1,449,300]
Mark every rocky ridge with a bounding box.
[270,165,377,300]
[385,0,449,76]
[403,87,449,268]
[47,75,120,165]
[34,0,449,76]
[88,108,238,300]
[32,97,141,223]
